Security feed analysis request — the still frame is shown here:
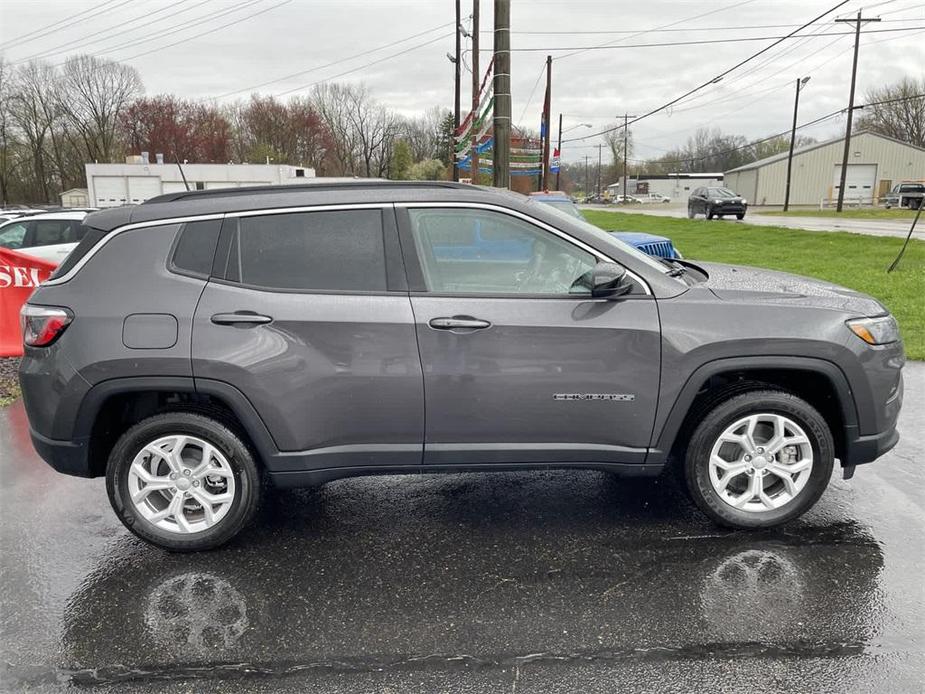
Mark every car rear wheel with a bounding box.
[687,205,696,219]
[684,389,834,529]
[106,412,262,551]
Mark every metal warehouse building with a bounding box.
[724,131,925,207]
[85,160,315,208]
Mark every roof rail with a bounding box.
[142,180,473,204]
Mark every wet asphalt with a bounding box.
[1,365,923,693]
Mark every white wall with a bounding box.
[85,163,316,207]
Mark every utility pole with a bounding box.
[783,76,810,211]
[470,0,480,184]
[540,55,552,191]
[452,0,461,181]
[619,113,636,203]
[493,0,511,188]
[584,155,589,198]
[834,11,880,212]
[555,112,563,190]
[597,143,602,199]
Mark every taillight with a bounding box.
[20,305,73,347]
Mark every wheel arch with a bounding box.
[652,356,859,466]
[74,377,278,477]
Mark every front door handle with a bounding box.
[428,316,492,331]
[211,312,273,326]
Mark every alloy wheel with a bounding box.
[128,435,237,534]
[707,413,814,513]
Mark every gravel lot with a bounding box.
[0,357,20,405]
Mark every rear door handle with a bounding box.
[211,312,273,326]
[428,316,492,330]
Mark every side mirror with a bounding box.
[590,261,633,299]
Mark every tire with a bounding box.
[736,213,745,220]
[706,206,715,220]
[684,389,834,529]
[106,412,262,551]
[687,204,696,219]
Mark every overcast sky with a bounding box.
[2,0,923,164]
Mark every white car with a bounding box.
[0,211,88,263]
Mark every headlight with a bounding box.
[742,198,748,205]
[714,199,723,204]
[846,315,901,345]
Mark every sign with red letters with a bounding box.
[0,248,58,357]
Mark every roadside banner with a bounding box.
[0,248,58,357]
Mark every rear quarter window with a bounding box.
[170,219,222,277]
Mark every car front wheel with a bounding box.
[684,389,834,529]
[736,213,745,220]
[106,412,262,551]
[706,206,715,220]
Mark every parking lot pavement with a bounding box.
[582,204,919,239]
[1,365,923,693]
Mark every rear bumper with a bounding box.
[29,428,91,477]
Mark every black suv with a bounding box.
[688,187,748,220]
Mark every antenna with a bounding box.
[174,154,190,192]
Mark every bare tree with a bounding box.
[57,55,143,164]
[8,61,60,201]
[856,77,925,148]
[312,83,400,177]
[0,59,22,204]
[403,106,450,162]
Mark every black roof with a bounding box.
[83,181,520,232]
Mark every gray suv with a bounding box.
[19,182,904,551]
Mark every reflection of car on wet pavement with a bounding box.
[19,182,904,551]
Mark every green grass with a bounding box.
[754,208,919,220]
[583,210,925,360]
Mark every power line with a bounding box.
[213,21,455,99]
[564,0,854,144]
[484,18,919,34]
[502,26,923,51]
[626,93,925,166]
[274,31,454,97]
[114,0,293,64]
[82,0,267,62]
[0,0,125,50]
[556,0,762,61]
[11,0,212,65]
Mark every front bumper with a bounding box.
[711,203,747,214]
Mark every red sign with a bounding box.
[0,248,58,357]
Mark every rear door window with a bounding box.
[227,210,387,292]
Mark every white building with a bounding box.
[59,188,89,208]
[607,173,724,201]
[85,159,316,208]
[724,131,925,207]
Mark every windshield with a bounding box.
[527,198,677,276]
[535,197,584,219]
[706,188,737,198]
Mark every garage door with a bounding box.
[127,176,163,204]
[92,177,127,207]
[833,164,877,204]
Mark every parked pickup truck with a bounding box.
[883,182,924,210]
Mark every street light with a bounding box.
[555,121,592,189]
[783,76,811,212]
